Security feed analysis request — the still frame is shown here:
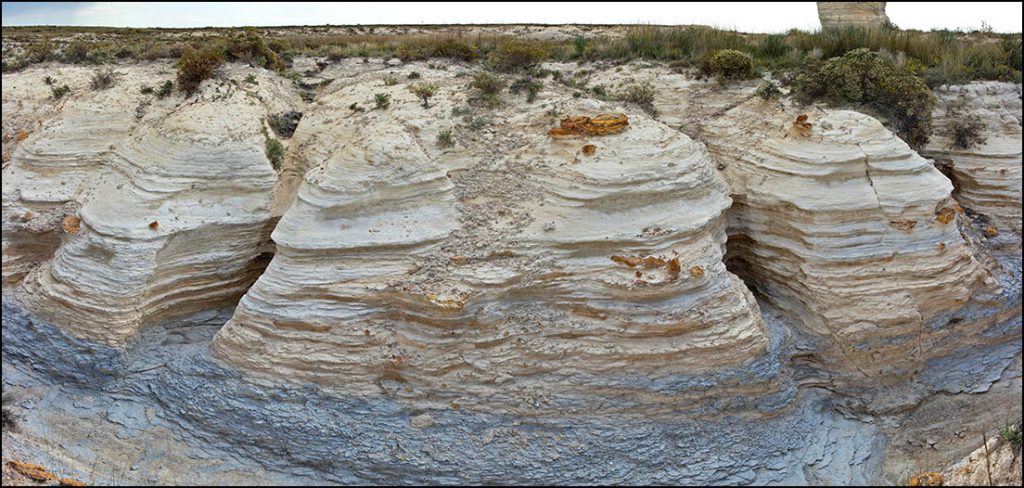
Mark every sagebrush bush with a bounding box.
[90,68,116,90]
[469,71,505,107]
[699,49,756,80]
[408,82,438,108]
[436,129,454,148]
[618,82,658,116]
[374,92,391,109]
[63,39,91,63]
[176,46,224,94]
[488,40,547,72]
[793,48,936,149]
[755,80,782,100]
[509,77,543,102]
[945,113,987,149]
[225,30,285,71]
[51,84,70,100]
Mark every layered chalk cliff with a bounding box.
[2,64,302,344]
[702,101,995,381]
[210,69,777,415]
[924,82,1023,248]
[1,58,1020,485]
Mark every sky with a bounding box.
[1,2,1021,33]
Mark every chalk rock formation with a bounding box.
[2,65,301,345]
[211,73,778,414]
[817,2,890,30]
[923,82,1023,247]
[702,100,992,379]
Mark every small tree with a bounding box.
[408,82,438,108]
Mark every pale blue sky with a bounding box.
[2,2,1021,33]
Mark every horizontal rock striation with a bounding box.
[2,65,301,345]
[211,73,780,415]
[817,2,890,30]
[702,101,994,380]
[923,82,1023,249]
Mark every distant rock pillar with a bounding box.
[817,2,890,29]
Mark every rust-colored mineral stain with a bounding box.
[581,144,596,155]
[611,255,642,267]
[935,207,957,224]
[449,255,471,265]
[986,224,999,237]
[149,220,160,230]
[906,471,943,487]
[667,257,682,275]
[889,219,917,232]
[15,130,29,141]
[21,211,33,221]
[689,266,704,278]
[6,460,86,486]
[791,114,812,137]
[548,113,629,137]
[62,215,81,234]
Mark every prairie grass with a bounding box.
[1,24,1019,87]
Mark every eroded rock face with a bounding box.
[1,59,1020,485]
[817,2,890,30]
[702,100,993,380]
[210,71,777,415]
[923,82,1023,249]
[2,64,301,345]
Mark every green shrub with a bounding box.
[263,126,285,170]
[510,77,543,102]
[383,74,399,86]
[268,111,302,138]
[154,80,174,98]
[945,113,987,149]
[225,30,285,72]
[466,115,488,131]
[436,129,454,148]
[469,71,505,107]
[51,84,70,100]
[793,48,935,149]
[488,40,547,72]
[1001,421,1022,451]
[176,46,224,94]
[25,40,55,64]
[408,82,438,108]
[756,80,783,100]
[699,49,755,80]
[407,71,421,79]
[90,68,116,90]
[618,82,658,117]
[244,73,258,84]
[430,38,479,62]
[63,39,92,63]
[374,92,391,109]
